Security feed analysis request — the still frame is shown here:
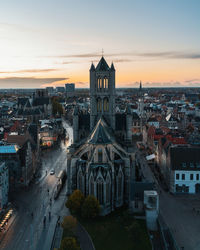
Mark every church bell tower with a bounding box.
[90,57,116,130]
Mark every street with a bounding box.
[136,149,200,250]
[0,120,73,250]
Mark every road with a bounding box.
[0,119,73,250]
[136,149,200,250]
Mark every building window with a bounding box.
[98,148,103,163]
[97,99,102,112]
[182,174,185,180]
[90,176,94,196]
[197,174,199,180]
[190,174,193,180]
[97,178,104,205]
[103,98,109,112]
[106,175,110,203]
[78,171,84,194]
[176,173,179,180]
[118,171,123,199]
[97,78,101,90]
[104,77,108,89]
[182,163,186,168]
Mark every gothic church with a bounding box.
[67,57,134,215]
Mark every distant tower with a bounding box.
[138,81,144,115]
[90,57,116,130]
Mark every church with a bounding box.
[67,57,135,215]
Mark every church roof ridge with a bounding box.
[96,57,110,71]
[87,117,114,144]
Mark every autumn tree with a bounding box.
[61,215,77,237]
[81,195,100,219]
[60,237,80,250]
[66,190,84,215]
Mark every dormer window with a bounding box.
[182,163,186,168]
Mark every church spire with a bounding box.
[90,62,95,71]
[111,62,115,71]
[139,81,142,92]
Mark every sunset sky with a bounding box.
[0,0,200,88]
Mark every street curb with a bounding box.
[50,218,59,250]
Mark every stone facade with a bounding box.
[68,57,135,215]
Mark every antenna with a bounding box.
[102,48,104,57]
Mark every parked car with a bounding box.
[50,169,55,175]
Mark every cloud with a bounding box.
[0,68,58,74]
[137,52,200,60]
[0,77,69,88]
[43,50,200,61]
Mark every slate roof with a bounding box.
[115,114,126,131]
[32,97,50,106]
[170,146,200,170]
[17,98,29,106]
[96,57,110,71]
[87,118,113,144]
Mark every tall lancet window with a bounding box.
[90,175,94,196]
[97,99,102,112]
[97,178,104,205]
[97,78,101,90]
[78,170,84,194]
[98,148,103,162]
[104,77,108,89]
[106,174,111,204]
[103,98,109,112]
[118,171,123,199]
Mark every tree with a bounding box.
[66,190,85,215]
[81,195,100,218]
[60,237,80,250]
[52,98,63,116]
[61,215,77,237]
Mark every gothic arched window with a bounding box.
[104,77,108,89]
[98,148,103,162]
[97,78,101,90]
[103,98,109,112]
[118,171,123,199]
[97,178,104,205]
[78,171,84,194]
[90,176,94,196]
[106,174,111,204]
[97,99,102,112]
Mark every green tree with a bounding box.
[60,237,80,250]
[62,215,77,237]
[81,195,100,219]
[66,190,84,215]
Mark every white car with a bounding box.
[50,169,55,175]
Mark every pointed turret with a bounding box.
[90,62,95,71]
[110,62,115,71]
[139,81,142,92]
[96,57,109,71]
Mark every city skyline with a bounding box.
[0,0,200,88]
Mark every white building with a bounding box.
[0,162,9,210]
[168,146,200,194]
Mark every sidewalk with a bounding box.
[0,209,17,243]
